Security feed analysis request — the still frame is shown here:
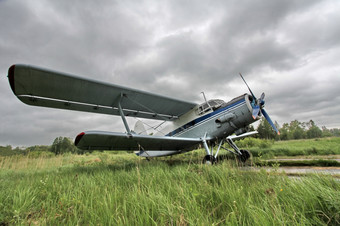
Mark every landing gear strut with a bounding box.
[201,134,221,164]
[201,133,252,164]
[226,137,251,163]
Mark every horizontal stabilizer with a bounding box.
[75,131,202,151]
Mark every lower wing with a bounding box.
[75,131,202,151]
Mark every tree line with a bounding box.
[257,119,340,140]
[0,137,83,156]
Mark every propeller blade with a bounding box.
[238,74,278,135]
[259,92,265,106]
[261,109,280,135]
[239,73,256,100]
[260,92,265,101]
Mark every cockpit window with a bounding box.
[197,99,225,115]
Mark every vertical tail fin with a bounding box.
[134,120,147,135]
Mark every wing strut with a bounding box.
[118,94,131,135]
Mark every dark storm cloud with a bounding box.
[1,0,339,146]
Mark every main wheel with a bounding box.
[238,150,251,162]
[202,155,217,165]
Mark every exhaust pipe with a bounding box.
[215,113,235,124]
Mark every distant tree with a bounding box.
[51,137,77,155]
[306,120,322,139]
[0,145,27,156]
[289,120,306,139]
[330,128,340,137]
[0,145,13,156]
[257,118,276,139]
[279,123,290,140]
[322,126,333,137]
[51,137,62,155]
[26,145,50,153]
[255,119,339,140]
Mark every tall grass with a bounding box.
[236,137,340,158]
[0,153,339,225]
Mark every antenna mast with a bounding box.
[201,91,208,103]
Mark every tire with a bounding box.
[202,155,217,164]
[238,150,251,162]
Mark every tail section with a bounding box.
[134,120,147,135]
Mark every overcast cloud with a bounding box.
[1,0,339,147]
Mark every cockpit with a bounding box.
[197,99,225,115]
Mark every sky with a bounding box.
[1,0,339,147]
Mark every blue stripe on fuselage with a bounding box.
[166,99,245,137]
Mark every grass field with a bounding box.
[239,137,340,158]
[1,148,339,225]
[237,137,340,167]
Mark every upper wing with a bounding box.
[8,64,197,121]
[75,131,202,151]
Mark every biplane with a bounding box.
[8,64,279,164]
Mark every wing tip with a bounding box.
[75,132,85,146]
[8,64,16,95]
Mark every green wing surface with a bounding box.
[75,131,202,151]
[8,64,197,120]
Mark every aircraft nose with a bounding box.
[240,73,279,135]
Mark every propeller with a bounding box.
[239,73,280,135]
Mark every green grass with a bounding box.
[257,159,340,167]
[236,137,340,158]
[0,153,339,225]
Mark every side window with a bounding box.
[197,103,211,115]
[197,99,225,115]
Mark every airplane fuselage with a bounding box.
[137,94,258,157]
[170,94,256,139]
